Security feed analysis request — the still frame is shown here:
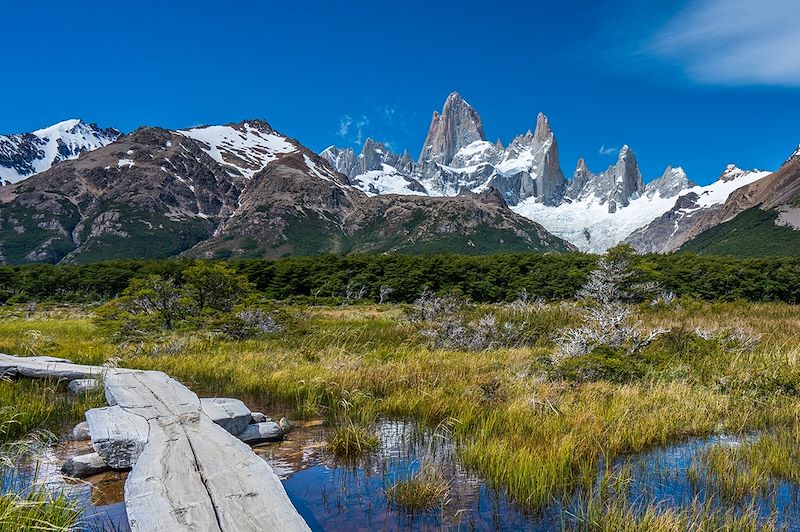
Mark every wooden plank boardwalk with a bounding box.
[0,353,310,532]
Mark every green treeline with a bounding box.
[0,251,799,304]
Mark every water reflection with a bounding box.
[254,418,537,531]
[8,404,800,531]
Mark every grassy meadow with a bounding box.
[1,294,800,529]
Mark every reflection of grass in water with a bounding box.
[327,421,380,459]
[385,464,450,512]
[0,431,82,532]
[0,378,105,445]
[569,465,776,531]
[689,427,800,504]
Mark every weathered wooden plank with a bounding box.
[86,405,149,469]
[1,353,310,532]
[125,417,222,532]
[186,416,309,531]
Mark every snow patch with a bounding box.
[179,122,296,178]
[512,168,771,252]
[0,119,119,184]
[350,164,428,196]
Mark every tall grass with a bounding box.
[0,301,799,521]
[0,429,82,532]
[567,465,777,531]
[0,379,104,445]
[689,424,800,503]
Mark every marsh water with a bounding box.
[7,404,800,531]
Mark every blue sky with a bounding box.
[3,0,799,184]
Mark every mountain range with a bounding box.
[0,120,572,264]
[322,92,795,254]
[0,93,797,264]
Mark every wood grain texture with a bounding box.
[1,353,309,532]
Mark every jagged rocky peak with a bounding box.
[564,145,643,212]
[0,119,121,185]
[645,165,694,198]
[394,150,415,175]
[565,157,592,199]
[532,112,552,144]
[320,145,357,177]
[785,144,800,165]
[718,164,750,182]
[357,138,388,172]
[609,145,645,208]
[418,92,486,165]
[489,111,565,206]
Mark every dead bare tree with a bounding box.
[555,253,668,362]
[378,285,395,304]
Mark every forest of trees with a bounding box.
[0,250,798,305]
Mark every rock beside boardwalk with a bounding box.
[72,421,92,440]
[68,378,100,395]
[62,452,110,478]
[238,422,284,445]
[251,411,269,424]
[201,397,252,436]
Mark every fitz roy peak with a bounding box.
[323,92,777,253]
[418,91,485,166]
[322,92,568,206]
[0,119,574,264]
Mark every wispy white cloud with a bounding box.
[647,0,800,86]
[599,144,618,156]
[337,115,352,138]
[337,114,370,146]
[353,115,369,145]
[379,105,398,122]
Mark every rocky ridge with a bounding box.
[0,119,120,185]
[322,92,777,253]
[0,119,575,264]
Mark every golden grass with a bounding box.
[0,300,799,527]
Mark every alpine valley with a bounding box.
[1,93,798,264]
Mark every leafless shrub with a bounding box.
[408,289,528,351]
[693,325,761,352]
[378,285,395,304]
[509,289,545,314]
[651,289,677,306]
[407,288,464,324]
[237,309,283,334]
[555,254,668,361]
[422,312,527,351]
[344,282,368,303]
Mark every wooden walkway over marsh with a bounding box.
[0,353,309,532]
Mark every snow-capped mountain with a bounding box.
[322,92,775,253]
[0,119,120,185]
[0,118,573,264]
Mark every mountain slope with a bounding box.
[0,120,574,264]
[623,165,771,253]
[679,207,800,257]
[0,120,120,185]
[678,147,800,256]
